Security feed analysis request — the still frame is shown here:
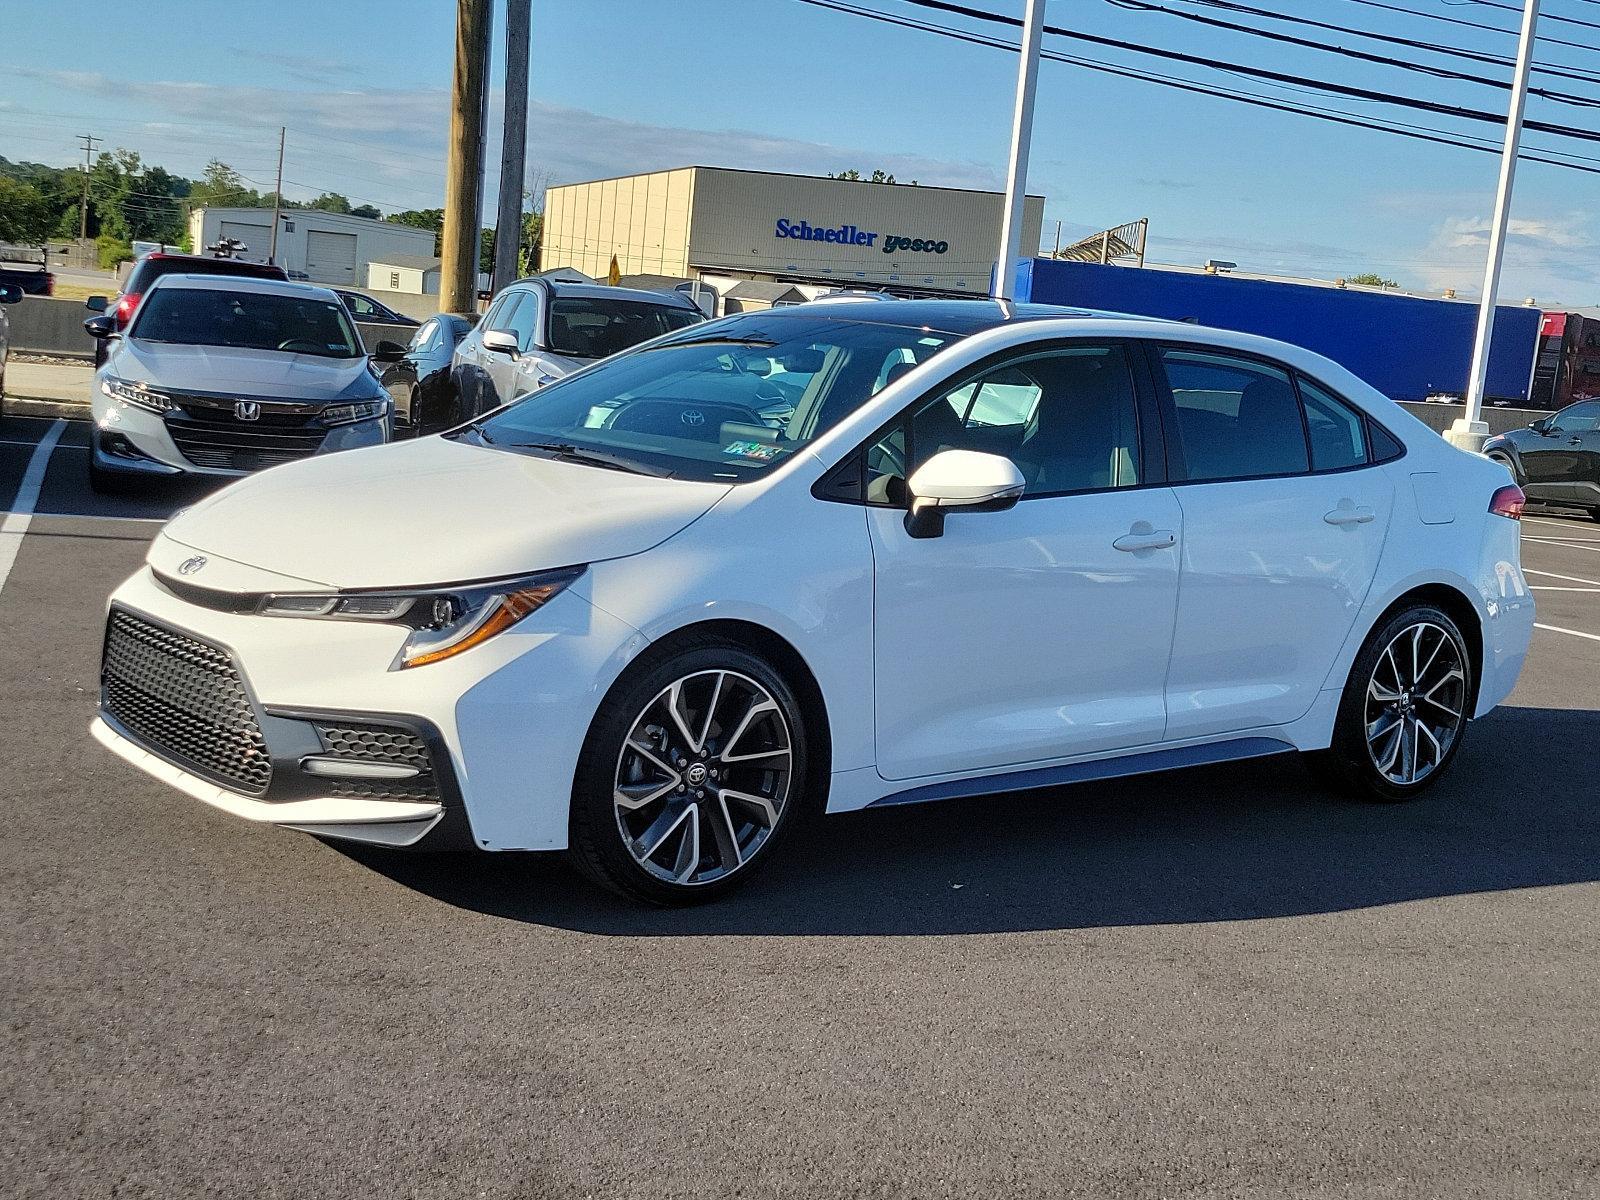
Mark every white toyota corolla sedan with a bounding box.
[93,300,1534,904]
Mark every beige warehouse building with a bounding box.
[541,166,1045,302]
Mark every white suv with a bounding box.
[93,301,1533,904]
[85,274,391,491]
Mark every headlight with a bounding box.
[258,566,584,669]
[322,397,387,426]
[101,377,176,413]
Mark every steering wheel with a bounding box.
[277,339,323,354]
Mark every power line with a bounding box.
[793,0,1600,177]
[1455,0,1600,33]
[1163,0,1600,87]
[1331,0,1600,57]
[892,0,1600,147]
[1106,0,1600,107]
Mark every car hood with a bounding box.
[118,340,375,399]
[159,435,731,590]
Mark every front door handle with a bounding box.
[1324,503,1376,526]
[1113,529,1177,552]
[1569,437,1583,447]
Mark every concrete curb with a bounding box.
[3,396,92,420]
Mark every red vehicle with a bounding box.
[85,252,289,365]
[1530,312,1600,411]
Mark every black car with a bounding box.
[0,281,23,421]
[1484,398,1600,522]
[377,313,473,436]
[335,289,419,327]
[86,251,289,366]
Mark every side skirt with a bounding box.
[867,736,1298,808]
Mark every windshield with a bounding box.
[130,286,362,358]
[546,296,701,359]
[470,314,960,482]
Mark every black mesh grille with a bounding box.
[102,610,271,794]
[313,721,440,803]
[166,409,327,472]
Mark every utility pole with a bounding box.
[77,133,101,241]
[268,127,286,266]
[493,0,531,293]
[992,0,1045,300]
[442,0,492,314]
[1450,0,1539,453]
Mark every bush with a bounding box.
[96,234,133,271]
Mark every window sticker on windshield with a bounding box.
[722,440,784,462]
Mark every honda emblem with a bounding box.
[234,401,261,422]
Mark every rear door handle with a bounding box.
[1113,529,1177,552]
[1324,504,1376,526]
[1569,437,1583,447]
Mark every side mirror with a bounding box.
[84,314,118,339]
[1529,416,1553,433]
[85,294,109,313]
[0,284,22,305]
[903,449,1026,539]
[371,339,407,364]
[482,329,519,357]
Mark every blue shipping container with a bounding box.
[1017,258,1542,404]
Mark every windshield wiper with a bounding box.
[506,441,669,477]
[453,419,496,445]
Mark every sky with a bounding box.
[2,0,1598,305]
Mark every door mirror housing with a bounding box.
[370,339,407,364]
[1529,416,1552,433]
[85,294,109,313]
[482,329,519,357]
[83,314,118,339]
[903,449,1026,539]
[0,284,22,305]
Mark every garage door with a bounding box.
[305,230,358,284]
[218,220,271,262]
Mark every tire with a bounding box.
[1311,604,1473,802]
[1589,508,1600,525]
[568,636,809,905]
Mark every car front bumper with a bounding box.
[93,548,648,852]
[91,388,389,479]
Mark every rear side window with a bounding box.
[1158,348,1309,481]
[1297,376,1367,471]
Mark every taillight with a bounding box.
[1489,484,1525,521]
[115,292,141,326]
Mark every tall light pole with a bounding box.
[1449,0,1540,453]
[992,0,1045,300]
[442,0,492,315]
[267,127,286,265]
[493,0,531,293]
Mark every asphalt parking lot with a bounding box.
[2,414,1596,1198]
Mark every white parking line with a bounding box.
[1524,515,1597,530]
[1524,567,1600,586]
[1535,622,1600,644]
[1530,586,1600,592]
[1522,537,1600,555]
[0,419,65,596]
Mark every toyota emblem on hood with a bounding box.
[177,556,208,576]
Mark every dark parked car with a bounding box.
[0,246,54,297]
[86,252,289,365]
[334,288,419,328]
[376,313,473,436]
[1484,399,1600,522]
[0,282,23,422]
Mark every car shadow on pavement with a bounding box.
[344,705,1600,937]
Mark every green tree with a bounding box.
[350,203,381,220]
[829,168,914,185]
[0,178,55,244]
[309,192,352,214]
[190,159,258,208]
[391,208,444,254]
[89,148,185,243]
[1347,272,1398,288]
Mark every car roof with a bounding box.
[514,278,699,308]
[711,297,1157,336]
[144,273,342,302]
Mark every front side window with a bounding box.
[866,345,1141,503]
[410,319,440,352]
[546,297,700,360]
[1552,400,1600,432]
[1159,348,1309,481]
[130,286,361,359]
[469,315,957,483]
[505,290,542,352]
